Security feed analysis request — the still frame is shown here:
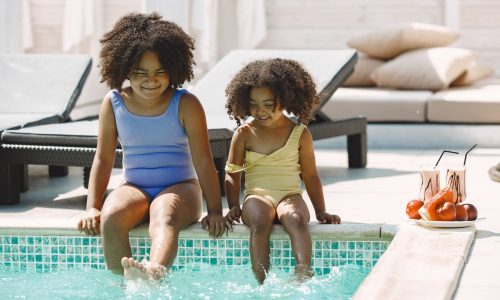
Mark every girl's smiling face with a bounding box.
[248,87,284,126]
[129,50,170,100]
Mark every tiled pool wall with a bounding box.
[0,235,389,274]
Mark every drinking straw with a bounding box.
[463,144,478,165]
[435,150,459,167]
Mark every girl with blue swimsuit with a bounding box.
[77,12,226,281]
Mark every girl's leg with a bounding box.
[276,194,313,280]
[241,196,276,284]
[100,184,150,274]
[147,179,202,274]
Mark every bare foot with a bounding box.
[121,257,150,281]
[290,264,314,283]
[144,262,168,281]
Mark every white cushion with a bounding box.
[343,55,385,87]
[428,82,500,123]
[324,87,431,122]
[347,23,459,59]
[371,47,476,91]
[450,61,494,86]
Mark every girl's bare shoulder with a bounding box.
[234,123,254,140]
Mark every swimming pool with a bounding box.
[0,226,391,299]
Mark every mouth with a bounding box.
[142,86,160,91]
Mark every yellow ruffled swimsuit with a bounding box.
[225,124,305,208]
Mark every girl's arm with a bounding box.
[180,93,225,237]
[78,96,118,235]
[224,126,248,226]
[299,127,341,224]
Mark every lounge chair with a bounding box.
[0,54,92,131]
[0,54,92,204]
[0,49,366,205]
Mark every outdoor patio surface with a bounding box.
[0,145,499,299]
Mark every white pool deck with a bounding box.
[0,145,499,299]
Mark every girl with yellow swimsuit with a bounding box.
[223,58,342,284]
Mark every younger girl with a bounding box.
[224,58,341,284]
[77,12,226,280]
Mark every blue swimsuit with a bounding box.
[109,89,197,199]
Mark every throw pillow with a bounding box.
[370,47,477,91]
[347,23,460,59]
[450,61,494,86]
[343,55,385,87]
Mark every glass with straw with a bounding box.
[419,150,458,203]
[445,144,476,204]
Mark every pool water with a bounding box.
[0,264,369,299]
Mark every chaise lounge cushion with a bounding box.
[427,79,500,123]
[347,23,460,59]
[323,87,431,122]
[370,47,476,91]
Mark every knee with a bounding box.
[100,208,123,233]
[250,216,274,235]
[151,213,177,229]
[282,212,309,231]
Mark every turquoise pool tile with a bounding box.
[323,241,331,249]
[0,235,388,273]
[339,242,346,250]
[282,240,290,249]
[314,241,322,249]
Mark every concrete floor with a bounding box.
[1,144,499,299]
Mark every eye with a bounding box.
[133,71,148,77]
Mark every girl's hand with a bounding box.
[201,213,226,238]
[224,206,242,232]
[77,208,101,236]
[316,211,341,224]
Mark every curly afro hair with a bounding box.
[99,12,195,90]
[225,58,319,126]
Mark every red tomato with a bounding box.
[436,202,456,221]
[461,203,478,221]
[406,199,424,219]
[455,205,468,221]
